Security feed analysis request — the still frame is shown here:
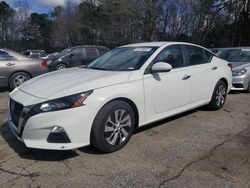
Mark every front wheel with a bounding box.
[207,80,227,110]
[246,81,250,93]
[91,100,135,153]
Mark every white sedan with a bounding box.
[8,42,232,152]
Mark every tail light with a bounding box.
[40,60,48,67]
[227,63,232,70]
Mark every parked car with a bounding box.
[209,48,222,53]
[41,52,59,60]
[0,49,49,89]
[22,50,47,59]
[217,47,250,92]
[8,42,232,152]
[44,45,110,71]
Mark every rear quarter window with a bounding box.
[185,45,212,66]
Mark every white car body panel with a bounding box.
[8,42,232,150]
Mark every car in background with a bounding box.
[0,49,49,89]
[209,48,222,53]
[41,52,59,60]
[217,47,250,92]
[22,50,47,59]
[8,42,232,152]
[44,45,110,71]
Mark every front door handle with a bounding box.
[6,62,15,66]
[212,66,218,70]
[183,75,191,80]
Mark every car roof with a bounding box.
[121,41,209,48]
[72,45,109,49]
[219,47,250,50]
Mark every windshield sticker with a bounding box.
[134,48,152,52]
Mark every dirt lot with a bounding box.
[0,89,249,188]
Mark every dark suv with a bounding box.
[46,45,110,71]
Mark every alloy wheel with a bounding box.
[215,85,226,107]
[104,109,132,146]
[14,74,29,87]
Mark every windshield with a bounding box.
[217,49,250,62]
[87,47,158,71]
[56,47,73,57]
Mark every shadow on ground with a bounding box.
[0,87,10,93]
[0,108,198,162]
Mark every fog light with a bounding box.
[47,126,71,143]
[51,126,64,133]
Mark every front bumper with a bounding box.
[231,74,250,90]
[8,91,96,150]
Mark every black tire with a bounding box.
[246,81,250,93]
[91,100,136,153]
[9,72,31,90]
[56,63,67,70]
[207,80,227,110]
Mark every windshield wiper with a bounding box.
[88,67,109,71]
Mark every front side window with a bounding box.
[185,45,211,65]
[152,45,185,68]
[70,48,83,59]
[87,47,158,71]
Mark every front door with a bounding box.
[143,45,192,119]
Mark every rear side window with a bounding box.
[153,45,185,68]
[98,48,109,56]
[0,51,15,60]
[86,48,98,59]
[185,45,211,65]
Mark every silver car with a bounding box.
[217,47,250,92]
[0,49,49,89]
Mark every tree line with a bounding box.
[0,0,249,52]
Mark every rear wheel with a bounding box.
[207,80,227,110]
[56,63,67,70]
[9,72,31,90]
[91,100,135,153]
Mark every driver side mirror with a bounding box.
[150,62,172,73]
[69,54,74,58]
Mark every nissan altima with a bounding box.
[8,42,232,152]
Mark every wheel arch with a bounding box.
[219,77,228,90]
[8,70,32,82]
[106,97,139,128]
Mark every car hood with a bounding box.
[231,62,250,70]
[18,68,131,100]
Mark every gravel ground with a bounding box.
[0,89,249,188]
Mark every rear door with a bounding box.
[0,51,17,85]
[184,45,217,103]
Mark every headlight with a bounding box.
[30,90,93,114]
[232,68,247,76]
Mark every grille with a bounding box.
[10,99,23,127]
[233,84,244,88]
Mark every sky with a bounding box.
[4,0,81,13]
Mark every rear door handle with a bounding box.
[6,62,15,66]
[183,75,191,80]
[212,66,218,70]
